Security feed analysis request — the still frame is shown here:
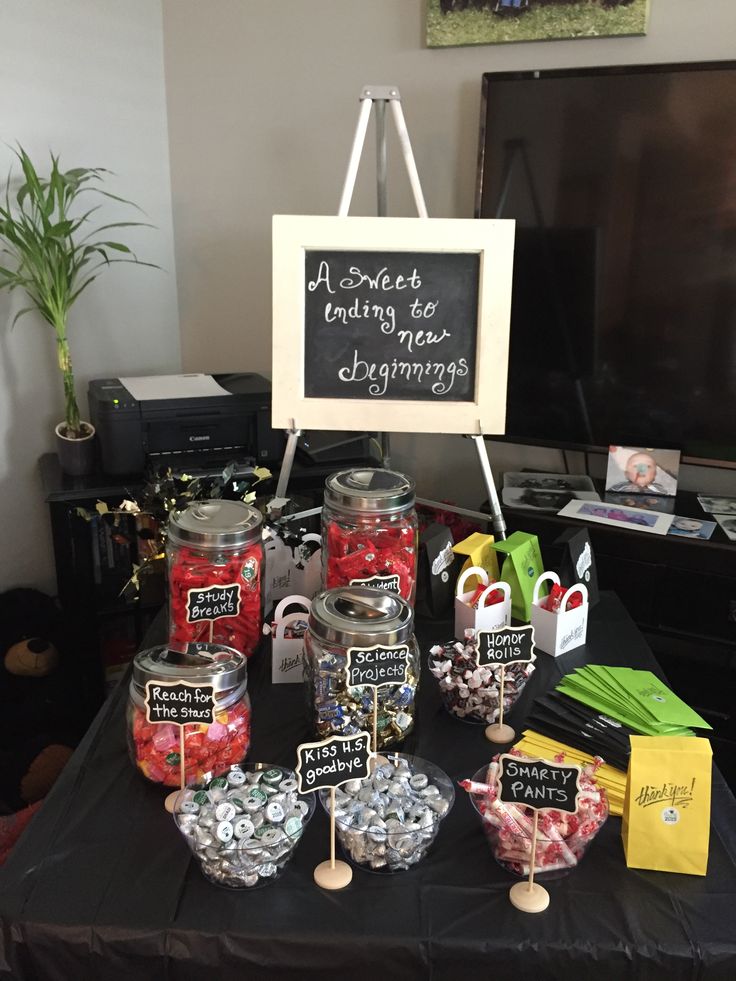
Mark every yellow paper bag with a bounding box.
[451,533,499,592]
[622,735,712,876]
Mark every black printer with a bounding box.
[89,373,285,475]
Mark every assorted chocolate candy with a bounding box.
[304,586,419,749]
[429,633,536,724]
[327,755,453,872]
[175,766,313,888]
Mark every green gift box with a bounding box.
[493,531,546,622]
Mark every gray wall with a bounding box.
[162,0,736,507]
[0,0,181,593]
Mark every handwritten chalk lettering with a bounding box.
[476,625,535,667]
[337,353,470,397]
[349,573,401,593]
[144,681,216,726]
[497,754,582,814]
[304,250,479,403]
[186,583,241,624]
[346,644,410,689]
[296,733,372,794]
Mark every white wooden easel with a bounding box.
[274,86,506,540]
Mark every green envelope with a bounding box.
[602,667,711,731]
[556,665,710,736]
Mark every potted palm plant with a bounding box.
[0,146,156,475]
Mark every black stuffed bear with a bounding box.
[0,588,86,813]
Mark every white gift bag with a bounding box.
[454,565,511,640]
[271,595,311,683]
[530,571,588,657]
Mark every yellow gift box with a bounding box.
[622,735,712,876]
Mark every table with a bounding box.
[1,594,735,980]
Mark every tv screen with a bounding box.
[477,62,736,465]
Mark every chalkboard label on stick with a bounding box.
[346,644,410,688]
[186,583,241,624]
[349,573,401,593]
[296,733,372,794]
[476,625,535,667]
[304,250,479,402]
[144,680,217,726]
[497,754,582,814]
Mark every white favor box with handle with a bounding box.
[454,565,511,640]
[271,595,312,683]
[530,572,588,657]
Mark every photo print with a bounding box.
[605,446,681,497]
[667,517,717,541]
[557,500,673,536]
[698,495,736,515]
[715,514,736,542]
[503,472,599,512]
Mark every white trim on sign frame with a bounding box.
[271,215,515,435]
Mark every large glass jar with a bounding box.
[167,500,263,656]
[127,643,251,786]
[304,586,420,749]
[321,468,418,605]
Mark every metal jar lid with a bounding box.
[323,468,415,515]
[167,500,262,550]
[308,586,414,648]
[132,643,247,692]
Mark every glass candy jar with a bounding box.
[321,468,418,605]
[127,643,251,786]
[167,500,263,656]
[304,586,420,749]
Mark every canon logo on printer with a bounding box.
[189,434,211,442]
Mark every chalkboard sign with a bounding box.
[144,680,217,726]
[304,250,478,402]
[476,625,535,667]
[186,584,241,624]
[272,216,515,435]
[296,733,372,794]
[346,644,410,688]
[497,754,582,814]
[349,573,401,593]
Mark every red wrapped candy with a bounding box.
[167,501,263,657]
[126,644,251,787]
[321,468,418,604]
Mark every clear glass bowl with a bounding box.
[173,763,315,889]
[428,646,534,725]
[467,765,609,880]
[319,753,454,873]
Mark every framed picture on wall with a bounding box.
[426,0,650,48]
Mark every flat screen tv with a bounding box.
[476,62,736,466]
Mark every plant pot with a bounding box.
[55,421,96,477]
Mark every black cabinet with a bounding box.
[503,491,736,741]
[39,454,165,712]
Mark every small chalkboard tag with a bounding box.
[349,573,401,593]
[297,732,372,891]
[498,754,582,914]
[186,583,241,624]
[144,680,217,726]
[346,644,410,688]
[497,754,582,814]
[476,625,535,667]
[296,732,372,795]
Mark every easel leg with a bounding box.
[471,433,507,541]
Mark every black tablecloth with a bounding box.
[1,593,735,981]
